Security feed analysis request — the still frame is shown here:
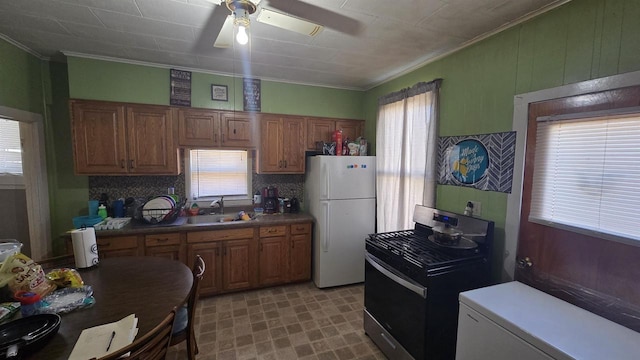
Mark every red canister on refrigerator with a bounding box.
[332,130,343,156]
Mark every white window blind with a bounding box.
[529,114,640,243]
[189,149,248,198]
[0,119,23,175]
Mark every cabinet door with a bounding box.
[127,105,178,174]
[259,116,284,173]
[336,120,363,143]
[220,112,256,148]
[178,109,220,147]
[289,233,311,282]
[282,117,306,173]
[188,242,223,295]
[259,236,289,286]
[306,118,335,150]
[222,239,257,291]
[71,101,128,174]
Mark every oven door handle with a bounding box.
[365,253,427,298]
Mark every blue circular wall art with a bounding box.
[447,139,489,184]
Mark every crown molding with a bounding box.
[0,34,47,60]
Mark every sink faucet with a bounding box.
[210,196,224,214]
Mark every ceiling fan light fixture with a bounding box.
[226,0,256,45]
[256,8,323,37]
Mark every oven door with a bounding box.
[364,252,428,359]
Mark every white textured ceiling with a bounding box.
[0,0,565,90]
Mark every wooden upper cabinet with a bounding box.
[72,101,128,174]
[70,100,179,175]
[336,120,364,143]
[305,117,365,150]
[178,109,256,148]
[127,105,178,174]
[306,118,336,150]
[220,111,256,148]
[259,115,305,174]
[178,109,220,147]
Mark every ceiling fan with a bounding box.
[195,0,361,52]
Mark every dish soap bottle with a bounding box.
[98,204,108,220]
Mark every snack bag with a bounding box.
[0,253,56,298]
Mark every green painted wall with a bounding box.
[364,0,640,280]
[67,57,364,119]
[0,39,43,114]
[44,62,89,252]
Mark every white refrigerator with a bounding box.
[305,155,376,288]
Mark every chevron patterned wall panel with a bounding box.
[437,131,516,193]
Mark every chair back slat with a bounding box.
[95,308,176,360]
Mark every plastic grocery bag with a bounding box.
[0,253,56,298]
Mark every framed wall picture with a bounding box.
[211,84,228,101]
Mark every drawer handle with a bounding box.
[268,229,277,233]
[157,238,169,242]
[129,160,135,169]
[284,160,287,168]
[120,160,125,169]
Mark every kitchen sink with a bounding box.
[187,213,254,224]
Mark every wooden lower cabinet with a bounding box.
[144,233,185,263]
[187,228,257,296]
[259,226,288,286]
[289,223,312,282]
[188,242,223,295]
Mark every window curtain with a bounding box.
[376,79,441,232]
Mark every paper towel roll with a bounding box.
[71,227,99,268]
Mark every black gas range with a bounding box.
[364,205,494,360]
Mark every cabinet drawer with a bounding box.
[145,233,181,247]
[260,226,286,238]
[290,223,311,235]
[187,228,254,243]
[97,236,138,250]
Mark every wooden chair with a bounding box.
[170,255,205,360]
[95,308,176,360]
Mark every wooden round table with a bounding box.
[25,257,193,360]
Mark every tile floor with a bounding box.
[166,282,386,360]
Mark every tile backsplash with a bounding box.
[89,173,305,204]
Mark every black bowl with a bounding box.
[0,314,61,359]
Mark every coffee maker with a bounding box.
[262,186,278,214]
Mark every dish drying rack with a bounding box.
[140,198,186,224]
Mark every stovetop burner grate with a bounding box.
[367,230,481,270]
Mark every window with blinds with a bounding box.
[529,112,640,243]
[188,149,249,199]
[0,119,23,175]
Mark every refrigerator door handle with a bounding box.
[322,201,330,252]
[321,163,329,200]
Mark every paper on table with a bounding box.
[68,314,138,360]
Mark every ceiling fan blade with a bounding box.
[266,0,362,36]
[193,4,230,53]
[214,16,235,48]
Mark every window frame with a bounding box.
[185,149,253,206]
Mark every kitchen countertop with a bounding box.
[74,213,315,237]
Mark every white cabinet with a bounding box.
[456,282,640,360]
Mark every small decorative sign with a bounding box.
[170,69,191,107]
[243,78,261,112]
[438,131,516,193]
[211,84,228,101]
